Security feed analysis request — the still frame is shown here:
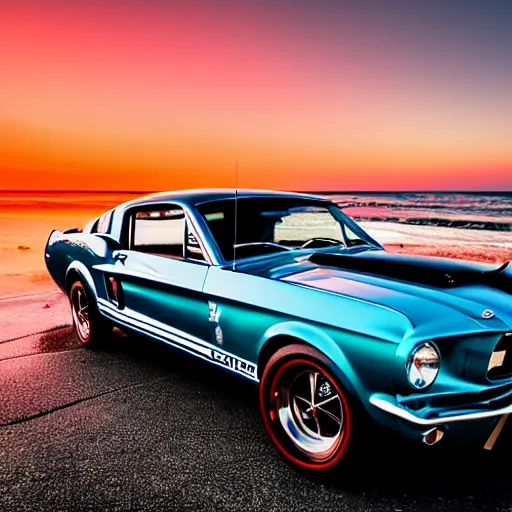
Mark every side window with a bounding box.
[131,207,185,258]
[128,206,206,262]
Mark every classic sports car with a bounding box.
[45,189,512,471]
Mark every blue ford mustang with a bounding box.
[45,189,512,471]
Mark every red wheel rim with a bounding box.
[260,358,352,470]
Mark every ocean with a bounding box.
[322,192,512,254]
[327,192,512,232]
[1,190,511,259]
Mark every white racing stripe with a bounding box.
[99,298,217,350]
[97,298,258,381]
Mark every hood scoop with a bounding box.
[309,251,511,290]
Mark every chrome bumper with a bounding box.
[370,395,512,425]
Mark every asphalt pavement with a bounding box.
[1,292,512,511]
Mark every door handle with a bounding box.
[113,252,128,264]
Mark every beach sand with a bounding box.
[0,192,133,298]
[1,193,511,298]
[361,221,512,265]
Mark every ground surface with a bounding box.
[2,292,512,511]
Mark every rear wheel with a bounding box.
[260,344,354,472]
[69,280,112,348]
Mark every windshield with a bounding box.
[197,197,380,262]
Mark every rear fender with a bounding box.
[65,261,98,297]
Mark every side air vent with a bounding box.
[488,334,512,380]
[105,275,125,309]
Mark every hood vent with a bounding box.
[309,251,511,290]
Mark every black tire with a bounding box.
[69,280,112,348]
[259,344,358,473]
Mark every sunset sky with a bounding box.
[1,0,511,191]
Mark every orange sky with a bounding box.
[1,1,511,191]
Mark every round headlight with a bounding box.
[407,342,440,389]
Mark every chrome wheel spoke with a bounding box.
[314,394,339,409]
[292,396,308,425]
[309,371,318,406]
[316,406,342,426]
[294,395,312,408]
[313,415,321,435]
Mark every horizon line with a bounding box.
[1,189,511,195]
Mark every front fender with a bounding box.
[258,321,364,402]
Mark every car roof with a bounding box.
[121,188,328,209]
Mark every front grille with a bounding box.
[488,334,512,380]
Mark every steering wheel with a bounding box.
[300,237,345,249]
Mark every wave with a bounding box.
[351,215,512,231]
[319,193,512,232]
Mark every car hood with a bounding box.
[274,250,512,334]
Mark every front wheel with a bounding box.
[69,280,112,348]
[259,345,354,472]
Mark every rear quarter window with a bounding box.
[97,210,114,234]
[83,218,99,234]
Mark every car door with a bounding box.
[98,203,211,345]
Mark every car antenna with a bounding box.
[233,161,238,272]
